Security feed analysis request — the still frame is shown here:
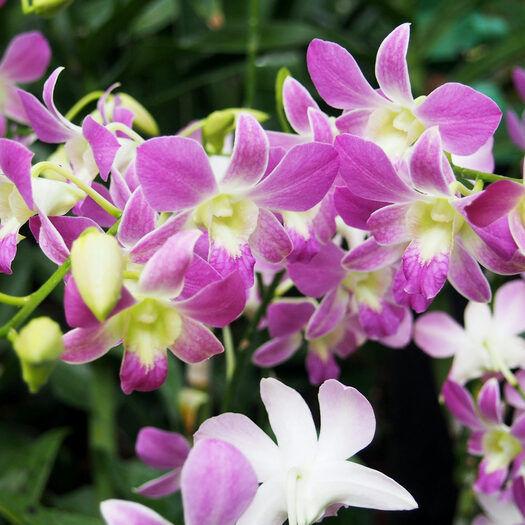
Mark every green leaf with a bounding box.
[131,0,180,37]
[275,67,291,133]
[50,362,93,411]
[189,0,224,29]
[20,508,103,525]
[0,428,68,505]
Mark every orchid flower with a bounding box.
[18,68,123,184]
[0,138,84,273]
[473,489,525,525]
[335,127,493,311]
[415,280,525,384]
[102,439,257,525]
[135,112,338,286]
[443,379,525,493]
[195,377,417,525]
[61,230,246,393]
[307,23,501,158]
[0,32,51,125]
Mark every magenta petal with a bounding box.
[334,186,387,230]
[375,23,413,105]
[288,241,346,297]
[448,238,491,302]
[474,461,506,494]
[506,110,525,150]
[136,136,217,211]
[181,439,257,525]
[409,127,451,195]
[3,85,28,123]
[250,142,338,212]
[139,230,201,298]
[266,131,308,150]
[0,31,51,83]
[335,109,372,136]
[135,470,182,499]
[342,238,404,271]
[414,82,502,156]
[109,166,131,210]
[307,39,384,110]
[477,378,502,424]
[176,271,246,327]
[18,89,76,143]
[0,230,18,274]
[208,241,255,288]
[118,187,156,248]
[222,113,269,187]
[82,116,121,181]
[509,207,525,254]
[249,208,292,263]
[34,211,70,264]
[442,380,482,430]
[513,67,525,102]
[0,138,34,209]
[120,349,168,394]
[306,287,348,339]
[335,134,416,202]
[101,500,172,525]
[493,280,525,335]
[513,477,525,518]
[306,351,340,385]
[267,299,315,337]
[464,180,524,227]
[283,76,319,134]
[379,307,412,348]
[358,300,404,339]
[64,278,135,329]
[129,212,189,264]
[136,427,190,469]
[511,414,525,441]
[367,203,411,245]
[169,317,223,363]
[413,312,464,358]
[308,107,333,144]
[76,183,116,228]
[252,334,302,367]
[402,241,449,300]
[62,323,121,364]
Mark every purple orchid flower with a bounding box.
[18,68,123,183]
[473,488,525,525]
[135,112,339,286]
[0,32,51,125]
[102,439,257,525]
[0,138,84,273]
[443,378,525,494]
[307,23,501,158]
[61,230,246,394]
[196,377,417,524]
[335,127,493,311]
[415,279,525,384]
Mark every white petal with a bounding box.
[260,378,318,468]
[237,476,288,525]
[194,413,280,482]
[317,379,376,461]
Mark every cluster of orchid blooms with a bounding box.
[1,19,525,524]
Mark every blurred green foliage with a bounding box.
[0,0,524,523]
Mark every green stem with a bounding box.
[105,122,144,144]
[89,360,117,502]
[451,163,517,183]
[0,259,71,339]
[65,90,105,121]
[179,119,205,137]
[31,162,122,219]
[222,324,235,381]
[0,292,30,307]
[221,270,285,411]
[244,0,260,108]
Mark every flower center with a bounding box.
[482,428,522,473]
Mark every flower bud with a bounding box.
[22,0,73,17]
[71,228,124,322]
[12,317,64,393]
[179,387,208,435]
[117,93,159,136]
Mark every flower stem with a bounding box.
[0,259,71,339]
[451,163,518,183]
[105,122,145,144]
[223,324,235,381]
[244,0,260,108]
[65,91,105,121]
[31,162,122,219]
[0,292,30,307]
[221,269,285,411]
